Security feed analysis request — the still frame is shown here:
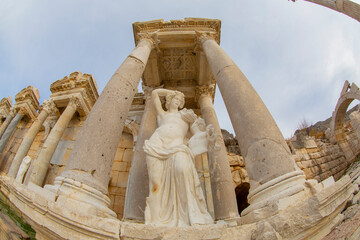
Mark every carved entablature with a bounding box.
[14,86,40,120]
[133,18,221,46]
[49,71,99,117]
[133,18,220,109]
[0,96,13,120]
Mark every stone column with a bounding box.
[8,99,57,178]
[198,86,239,221]
[29,97,78,186]
[123,86,157,222]
[0,108,16,139]
[48,38,153,217]
[0,109,23,155]
[200,36,305,220]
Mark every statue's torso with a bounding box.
[150,112,188,148]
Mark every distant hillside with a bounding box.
[295,104,359,135]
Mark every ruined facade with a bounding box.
[0,18,359,239]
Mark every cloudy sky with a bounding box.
[0,0,359,138]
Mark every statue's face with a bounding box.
[170,95,182,109]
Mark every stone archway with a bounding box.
[330,81,360,159]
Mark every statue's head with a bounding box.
[165,91,185,110]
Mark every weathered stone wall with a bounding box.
[109,132,134,219]
[292,139,348,181]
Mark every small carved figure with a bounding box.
[16,156,31,183]
[143,88,213,227]
[42,115,58,142]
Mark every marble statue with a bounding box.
[143,88,213,227]
[16,156,31,183]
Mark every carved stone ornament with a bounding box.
[68,96,81,109]
[135,32,157,48]
[41,99,58,115]
[18,107,28,117]
[196,84,215,97]
[9,107,17,117]
[195,31,217,51]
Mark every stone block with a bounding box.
[296,161,304,170]
[110,171,119,187]
[114,148,125,162]
[112,162,127,172]
[117,172,129,188]
[119,133,134,148]
[301,160,314,169]
[50,140,75,165]
[307,147,319,154]
[304,138,317,149]
[113,195,125,215]
[303,168,315,178]
[109,186,126,196]
[309,152,322,159]
[123,149,134,162]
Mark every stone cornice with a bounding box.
[50,71,99,116]
[13,86,40,120]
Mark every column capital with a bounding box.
[135,32,158,50]
[41,99,58,115]
[68,96,81,110]
[18,107,27,117]
[195,31,217,50]
[9,107,17,117]
[196,84,216,105]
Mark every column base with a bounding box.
[44,176,117,218]
[241,170,306,223]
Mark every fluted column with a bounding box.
[0,109,23,155]
[0,108,16,139]
[123,86,157,222]
[8,99,57,178]
[198,86,239,221]
[29,97,78,186]
[45,38,154,217]
[200,36,305,220]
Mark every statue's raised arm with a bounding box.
[151,89,185,116]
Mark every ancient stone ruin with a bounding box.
[0,18,360,239]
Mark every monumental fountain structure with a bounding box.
[0,18,360,239]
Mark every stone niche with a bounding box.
[134,18,220,109]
